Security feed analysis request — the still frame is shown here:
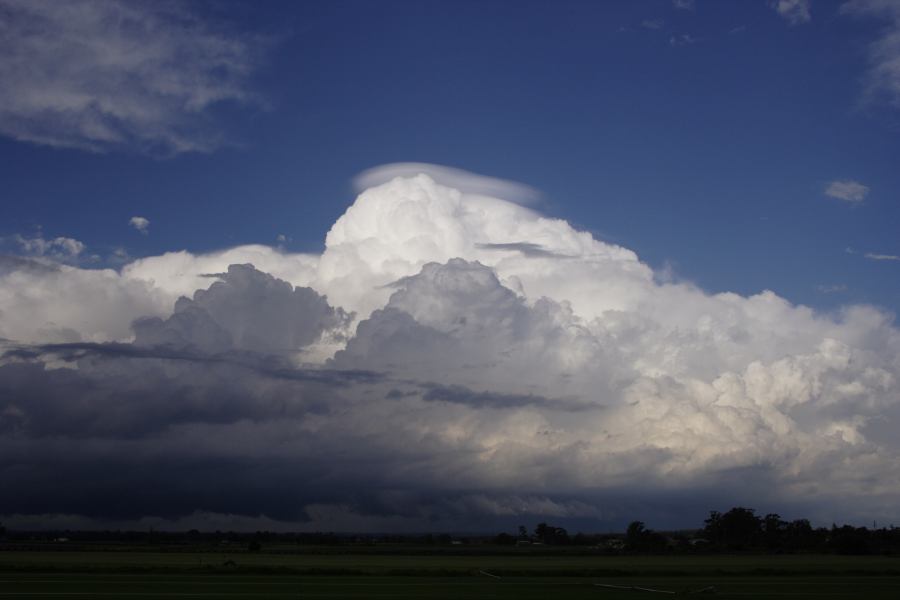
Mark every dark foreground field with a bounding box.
[2,549,900,598]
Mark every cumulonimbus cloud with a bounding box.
[0,0,265,154]
[2,168,900,531]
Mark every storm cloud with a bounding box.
[2,172,899,531]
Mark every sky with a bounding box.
[1,0,900,533]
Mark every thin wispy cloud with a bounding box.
[841,0,900,110]
[670,34,698,47]
[0,0,267,155]
[865,252,900,261]
[673,0,696,10]
[825,179,870,203]
[642,19,665,30]
[771,0,812,25]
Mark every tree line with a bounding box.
[4,508,900,555]
[500,507,900,555]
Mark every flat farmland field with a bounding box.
[2,550,900,598]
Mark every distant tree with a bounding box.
[704,507,761,550]
[518,525,528,540]
[831,525,871,555]
[494,532,516,545]
[572,532,597,546]
[626,521,647,547]
[625,521,667,553]
[703,511,723,545]
[784,519,814,552]
[763,513,786,550]
[553,526,569,545]
[534,522,570,545]
[763,513,784,534]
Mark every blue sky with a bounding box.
[3,0,900,532]
[2,0,898,312]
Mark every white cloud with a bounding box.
[129,216,150,234]
[825,179,870,203]
[3,168,900,529]
[0,0,264,154]
[642,19,665,30]
[865,252,900,261]
[123,245,319,301]
[317,174,650,322]
[0,258,168,343]
[673,0,696,10]
[771,0,812,25]
[0,244,320,345]
[841,0,900,110]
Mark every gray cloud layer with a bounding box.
[134,264,351,355]
[2,173,900,531]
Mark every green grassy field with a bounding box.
[2,550,899,598]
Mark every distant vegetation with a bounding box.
[501,508,900,555]
[2,507,899,556]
